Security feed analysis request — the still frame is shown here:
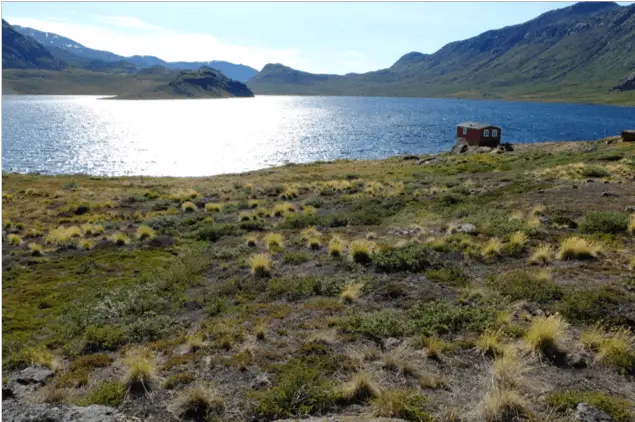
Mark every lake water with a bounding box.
[2,95,634,177]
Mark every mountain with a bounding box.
[248,2,635,103]
[112,67,254,99]
[12,25,259,82]
[2,20,61,70]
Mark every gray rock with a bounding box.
[574,402,615,422]
[2,402,138,422]
[539,216,549,225]
[455,223,477,234]
[251,373,272,389]
[451,144,469,154]
[16,367,53,385]
[625,206,635,212]
[383,337,402,350]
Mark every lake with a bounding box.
[2,95,634,177]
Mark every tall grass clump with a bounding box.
[110,232,130,246]
[482,237,503,261]
[28,242,44,256]
[340,283,364,304]
[506,231,528,256]
[264,232,283,251]
[181,201,198,213]
[123,350,155,392]
[557,237,602,260]
[174,383,225,420]
[205,203,222,213]
[524,314,567,357]
[81,223,105,236]
[337,373,381,405]
[528,244,552,265]
[329,236,345,257]
[136,225,156,240]
[350,239,376,264]
[245,235,258,247]
[249,253,272,278]
[7,234,22,246]
[45,226,82,246]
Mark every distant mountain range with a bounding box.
[248,2,635,104]
[3,22,259,82]
[3,3,635,105]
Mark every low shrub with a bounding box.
[486,270,563,304]
[196,224,241,242]
[557,287,627,326]
[80,381,126,407]
[579,212,628,234]
[547,391,633,422]
[424,266,470,287]
[281,251,310,265]
[373,244,441,273]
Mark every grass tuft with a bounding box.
[249,253,272,278]
[123,350,155,392]
[557,236,602,260]
[371,389,433,421]
[350,239,376,264]
[28,242,44,256]
[477,328,505,357]
[7,233,22,246]
[524,314,567,357]
[328,236,345,257]
[307,236,322,250]
[482,237,503,260]
[175,383,225,420]
[479,388,529,422]
[136,224,156,240]
[205,202,222,213]
[181,201,198,213]
[264,232,284,251]
[245,235,258,247]
[109,232,130,246]
[528,244,552,265]
[340,283,364,304]
[337,372,382,405]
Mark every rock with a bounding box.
[148,235,174,248]
[74,205,90,215]
[539,216,549,225]
[455,223,477,234]
[584,147,597,153]
[572,185,578,189]
[251,373,271,389]
[403,155,419,161]
[603,180,610,184]
[16,367,53,385]
[474,146,493,154]
[566,353,588,369]
[3,386,14,400]
[451,144,469,154]
[383,337,402,350]
[601,192,618,197]
[625,206,635,212]
[586,179,595,183]
[2,402,138,422]
[574,402,615,422]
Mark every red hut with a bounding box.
[456,122,501,148]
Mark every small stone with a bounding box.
[567,353,588,369]
[603,180,610,184]
[625,206,635,212]
[16,366,54,385]
[574,402,615,422]
[3,386,14,400]
[601,192,618,197]
[74,205,90,215]
[455,223,477,234]
[251,373,271,389]
[539,216,549,224]
[384,337,402,350]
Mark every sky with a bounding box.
[2,2,633,74]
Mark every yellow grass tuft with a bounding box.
[509,231,528,249]
[77,239,93,250]
[509,210,525,221]
[596,327,635,372]
[528,244,552,265]
[307,236,322,250]
[271,203,288,217]
[491,349,529,390]
[174,383,225,420]
[580,324,605,350]
[302,205,316,216]
[81,223,105,236]
[524,314,567,356]
[245,235,258,247]
[248,199,261,209]
[477,328,505,357]
[28,242,44,256]
[557,236,602,260]
[629,256,635,271]
[123,351,155,391]
[423,337,446,360]
[110,232,130,246]
[187,332,204,352]
[181,201,198,213]
[340,283,364,304]
[350,239,376,264]
[482,237,503,260]
[45,226,82,245]
[263,232,283,251]
[479,387,528,422]
[255,206,268,217]
[136,225,156,240]
[328,236,345,257]
[249,253,272,278]
[238,211,253,222]
[531,204,546,216]
[7,233,22,246]
[629,214,635,235]
[301,226,321,240]
[205,202,222,213]
[338,372,382,404]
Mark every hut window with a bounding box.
[492,129,498,137]
[462,127,468,135]
[484,129,490,137]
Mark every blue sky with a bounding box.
[2,2,633,74]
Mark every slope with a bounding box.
[2,19,61,70]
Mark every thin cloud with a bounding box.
[97,16,163,31]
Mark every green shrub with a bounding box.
[239,220,265,232]
[345,310,405,339]
[373,244,441,273]
[579,212,628,234]
[268,276,341,300]
[425,266,470,287]
[281,251,311,265]
[438,193,465,207]
[252,361,336,419]
[406,301,496,337]
[486,270,563,304]
[581,166,610,178]
[80,381,126,407]
[547,391,633,422]
[82,325,125,352]
[196,224,241,242]
[558,287,628,326]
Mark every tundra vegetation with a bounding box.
[2,137,635,421]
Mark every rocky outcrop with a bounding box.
[574,402,615,422]
[2,402,139,422]
[621,130,635,142]
[613,71,635,92]
[451,143,514,155]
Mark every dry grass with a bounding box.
[595,327,635,373]
[181,201,198,213]
[245,235,258,247]
[557,236,602,260]
[528,244,552,265]
[205,202,222,213]
[307,236,322,250]
[81,223,105,236]
[508,231,528,249]
[629,214,635,235]
[340,282,364,304]
[109,232,130,246]
[238,211,254,222]
[28,242,44,256]
[328,236,345,257]
[350,239,376,264]
[44,226,82,245]
[531,204,546,216]
[263,232,283,250]
[301,226,321,240]
[302,205,316,216]
[629,256,635,271]
[423,337,446,360]
[477,328,505,357]
[123,351,155,391]
[77,239,93,250]
[136,225,156,240]
[174,383,225,420]
[418,374,446,390]
[482,237,503,260]
[338,372,382,404]
[7,233,22,246]
[491,349,529,390]
[524,314,568,356]
[581,324,606,350]
[271,203,288,217]
[249,253,272,278]
[478,387,529,422]
[248,199,261,209]
[187,332,204,352]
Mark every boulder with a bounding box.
[574,402,615,422]
[622,130,635,142]
[451,144,469,154]
[383,337,402,351]
[2,402,138,422]
[455,223,477,235]
[251,373,272,389]
[16,367,53,385]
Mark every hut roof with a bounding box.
[457,122,498,130]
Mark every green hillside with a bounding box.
[248,2,635,105]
